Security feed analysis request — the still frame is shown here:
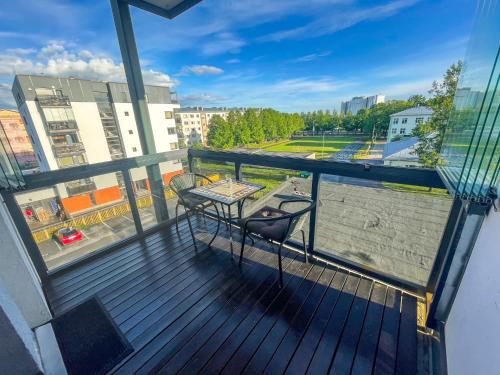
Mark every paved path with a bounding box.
[330,142,366,161]
[327,141,383,188]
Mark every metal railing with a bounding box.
[0,149,188,280]
[36,95,71,107]
[188,148,448,292]
[1,146,458,293]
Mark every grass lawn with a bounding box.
[382,182,450,197]
[263,136,369,158]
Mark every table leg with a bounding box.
[228,204,233,257]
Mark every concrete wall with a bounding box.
[0,279,43,374]
[445,207,500,375]
[0,198,51,328]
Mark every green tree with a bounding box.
[413,61,463,167]
[207,115,234,149]
[245,108,265,143]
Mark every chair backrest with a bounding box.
[170,173,212,196]
[280,199,316,238]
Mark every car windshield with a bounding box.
[60,228,78,236]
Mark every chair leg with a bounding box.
[278,242,284,287]
[301,229,308,263]
[175,203,180,234]
[239,230,247,267]
[186,210,197,250]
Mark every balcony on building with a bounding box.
[0,1,499,375]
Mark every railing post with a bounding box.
[235,162,243,216]
[308,172,321,254]
[187,151,194,173]
[122,169,143,236]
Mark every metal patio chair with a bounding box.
[238,198,315,287]
[170,173,222,249]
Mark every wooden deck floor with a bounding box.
[46,217,418,374]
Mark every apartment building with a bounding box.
[340,94,385,115]
[0,109,38,172]
[387,106,433,142]
[175,107,229,146]
[12,75,181,216]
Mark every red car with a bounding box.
[53,227,83,246]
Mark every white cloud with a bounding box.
[0,42,175,107]
[201,33,246,56]
[262,0,419,42]
[291,51,331,63]
[179,65,224,76]
[226,59,241,64]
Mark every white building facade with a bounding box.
[387,106,433,142]
[12,75,181,215]
[340,95,385,115]
[175,107,229,147]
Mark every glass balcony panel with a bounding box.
[13,172,135,271]
[314,175,452,286]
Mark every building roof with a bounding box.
[383,137,420,161]
[390,106,433,117]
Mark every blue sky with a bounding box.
[0,0,476,111]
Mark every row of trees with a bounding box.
[300,94,427,136]
[207,108,304,149]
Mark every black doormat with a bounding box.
[52,297,133,375]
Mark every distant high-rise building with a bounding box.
[0,109,38,172]
[12,74,182,215]
[340,95,385,115]
[175,107,230,147]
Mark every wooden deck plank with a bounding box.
[306,274,361,375]
[45,218,420,375]
[124,247,296,374]
[350,283,388,375]
[328,278,373,374]
[260,266,337,375]
[373,288,402,375]
[285,269,349,375]
[396,293,417,375]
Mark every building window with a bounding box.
[400,128,406,135]
[170,142,179,150]
[132,147,138,152]
[190,114,194,118]
[167,127,176,135]
[402,118,408,124]
[393,118,399,124]
[124,111,129,116]
[415,117,424,125]
[128,130,133,134]
[164,111,173,119]
[183,121,189,125]
[196,114,199,117]
[392,128,397,134]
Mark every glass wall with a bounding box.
[314,175,452,286]
[439,1,500,199]
[14,172,136,271]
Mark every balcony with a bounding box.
[2,148,453,374]
[52,142,85,157]
[46,120,78,133]
[36,95,71,107]
[65,180,97,195]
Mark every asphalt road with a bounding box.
[38,199,181,270]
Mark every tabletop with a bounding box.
[189,179,264,205]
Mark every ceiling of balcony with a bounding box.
[126,0,202,19]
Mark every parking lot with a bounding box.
[38,201,178,270]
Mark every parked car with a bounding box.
[53,227,83,246]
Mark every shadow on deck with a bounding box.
[45,216,418,374]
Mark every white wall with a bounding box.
[148,103,180,152]
[113,103,143,157]
[387,114,431,141]
[445,207,500,375]
[72,102,118,190]
[0,199,51,328]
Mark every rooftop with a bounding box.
[390,106,433,117]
